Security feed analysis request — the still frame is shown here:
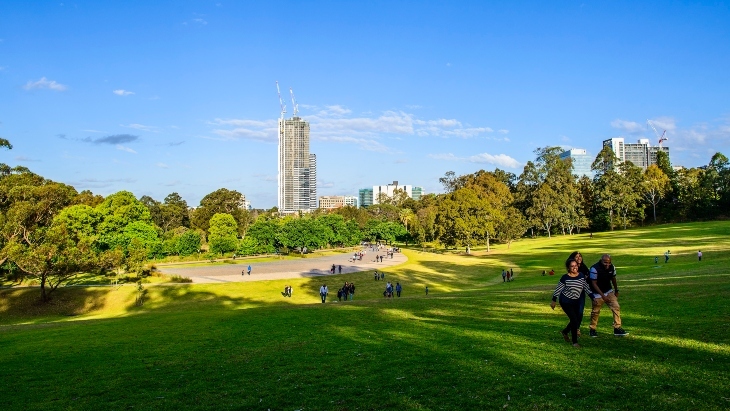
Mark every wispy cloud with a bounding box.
[253,173,277,182]
[122,123,160,132]
[317,180,335,188]
[207,108,507,151]
[183,18,208,26]
[82,129,104,133]
[23,77,68,91]
[166,141,185,147]
[113,89,135,96]
[428,152,521,169]
[116,145,137,154]
[156,162,169,168]
[70,177,136,189]
[15,155,40,162]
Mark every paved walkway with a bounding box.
[159,250,408,283]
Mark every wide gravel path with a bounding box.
[159,250,408,283]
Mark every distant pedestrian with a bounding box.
[247,265,252,276]
[698,250,702,262]
[349,283,355,300]
[655,256,659,265]
[396,282,402,297]
[320,284,328,303]
[241,269,245,276]
[542,270,546,276]
[502,270,506,282]
[425,286,429,295]
[331,264,336,274]
[381,272,385,280]
[374,271,378,281]
[510,268,514,279]
[288,285,293,297]
[664,250,671,263]
[338,265,342,274]
[337,288,343,302]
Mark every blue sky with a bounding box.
[1,1,729,208]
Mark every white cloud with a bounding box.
[23,77,68,91]
[116,145,137,154]
[318,105,352,117]
[156,162,169,168]
[82,129,104,133]
[15,155,40,162]
[207,109,506,145]
[429,152,521,169]
[317,180,335,188]
[113,89,135,96]
[315,136,391,152]
[122,123,160,132]
[498,129,509,134]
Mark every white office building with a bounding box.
[603,137,670,170]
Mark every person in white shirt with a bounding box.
[698,250,703,262]
[319,284,328,303]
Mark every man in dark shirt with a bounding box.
[588,254,629,337]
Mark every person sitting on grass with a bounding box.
[551,258,593,348]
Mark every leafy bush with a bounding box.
[168,275,192,283]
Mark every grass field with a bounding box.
[1,221,729,410]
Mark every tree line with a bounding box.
[1,137,728,301]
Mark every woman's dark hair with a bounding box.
[567,251,589,274]
[565,258,578,271]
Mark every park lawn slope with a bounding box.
[1,221,729,410]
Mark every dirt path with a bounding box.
[159,250,408,283]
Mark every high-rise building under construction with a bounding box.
[278,116,316,213]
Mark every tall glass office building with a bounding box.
[560,148,593,178]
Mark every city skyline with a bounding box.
[1,2,729,208]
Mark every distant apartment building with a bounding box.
[358,188,374,208]
[411,186,424,201]
[344,195,358,207]
[358,181,425,207]
[560,148,593,178]
[318,195,358,210]
[603,137,670,170]
[278,116,316,214]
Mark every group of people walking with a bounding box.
[551,251,628,348]
[282,285,293,297]
[382,281,402,298]
[501,268,514,282]
[337,282,355,301]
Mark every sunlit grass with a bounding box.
[1,221,729,410]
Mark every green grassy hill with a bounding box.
[1,221,729,410]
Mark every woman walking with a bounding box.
[551,258,593,348]
[568,251,590,337]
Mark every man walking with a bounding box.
[698,250,702,262]
[396,282,402,297]
[588,254,628,337]
[247,265,252,276]
[319,284,328,303]
[664,250,670,263]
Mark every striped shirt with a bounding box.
[552,273,592,302]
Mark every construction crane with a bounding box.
[647,119,668,146]
[276,81,286,119]
[289,87,299,117]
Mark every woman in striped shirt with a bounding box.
[550,258,593,347]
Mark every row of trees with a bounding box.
[2,135,728,301]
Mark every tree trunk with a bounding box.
[40,275,48,302]
[486,234,490,252]
[653,202,657,222]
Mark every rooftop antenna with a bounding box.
[276,81,286,119]
[647,119,668,147]
[289,87,299,117]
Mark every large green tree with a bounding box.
[208,213,239,255]
[192,188,251,235]
[642,165,671,222]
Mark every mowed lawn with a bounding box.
[1,221,729,410]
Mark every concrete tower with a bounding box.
[278,116,314,213]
